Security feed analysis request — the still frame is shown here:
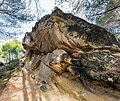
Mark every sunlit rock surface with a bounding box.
[10,8,120,101]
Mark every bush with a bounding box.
[8,59,20,69]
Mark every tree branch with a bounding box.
[91,5,120,16]
[0,9,18,18]
[0,0,5,7]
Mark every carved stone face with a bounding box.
[50,49,71,74]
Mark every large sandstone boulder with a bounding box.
[22,8,120,101]
[22,8,120,53]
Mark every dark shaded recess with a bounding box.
[69,25,86,36]
[87,25,120,46]
[71,59,92,79]
[106,82,120,91]
[70,65,93,79]
[0,62,4,66]
[68,23,120,47]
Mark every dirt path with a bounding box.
[0,68,119,101]
[0,69,41,101]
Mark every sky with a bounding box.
[0,0,86,45]
[0,0,56,45]
[40,0,55,13]
[17,0,56,41]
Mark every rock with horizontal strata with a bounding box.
[22,8,120,101]
[22,7,120,53]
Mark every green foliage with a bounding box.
[0,39,24,63]
[0,50,2,55]
[9,59,20,68]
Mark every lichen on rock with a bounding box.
[22,8,120,101]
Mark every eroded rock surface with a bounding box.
[22,8,120,101]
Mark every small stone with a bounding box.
[40,84,47,91]
[108,78,113,82]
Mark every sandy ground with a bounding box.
[0,69,78,101]
[0,68,120,101]
[0,69,42,101]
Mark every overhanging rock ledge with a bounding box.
[22,8,120,101]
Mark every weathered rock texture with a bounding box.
[22,8,120,101]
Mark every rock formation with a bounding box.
[22,8,120,101]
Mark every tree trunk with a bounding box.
[8,50,11,64]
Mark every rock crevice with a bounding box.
[22,8,120,101]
